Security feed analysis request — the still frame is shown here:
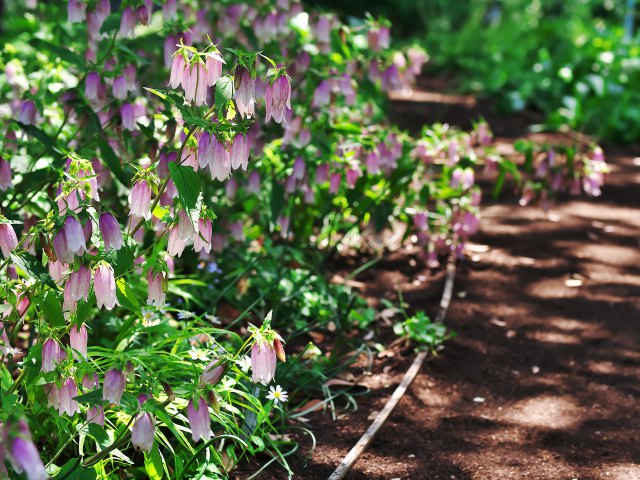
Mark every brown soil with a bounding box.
[245,84,640,479]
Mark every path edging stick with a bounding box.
[327,259,457,480]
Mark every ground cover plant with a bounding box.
[0,1,608,478]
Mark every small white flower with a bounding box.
[237,355,251,373]
[188,346,209,361]
[141,308,160,327]
[266,385,288,405]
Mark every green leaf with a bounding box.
[98,138,129,185]
[53,458,97,480]
[14,121,58,156]
[270,182,285,223]
[73,389,105,406]
[144,444,165,480]
[493,168,506,199]
[331,122,362,134]
[34,292,65,328]
[214,76,234,112]
[168,163,201,214]
[106,242,135,277]
[116,278,140,314]
[99,13,121,34]
[31,38,84,68]
[11,252,56,288]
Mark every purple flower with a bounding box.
[132,412,155,452]
[85,72,101,101]
[68,0,87,23]
[225,178,238,199]
[187,397,212,442]
[137,3,151,26]
[0,223,18,258]
[58,377,80,416]
[6,420,47,480]
[200,361,226,386]
[129,180,152,220]
[265,75,291,124]
[99,212,123,251]
[87,406,105,426]
[230,134,250,171]
[315,164,329,184]
[251,341,277,385]
[94,264,118,310]
[163,0,178,20]
[147,270,167,306]
[121,103,136,130]
[194,218,212,254]
[169,53,187,89]
[18,100,36,125]
[247,171,261,194]
[103,369,126,405]
[120,6,137,38]
[42,338,65,373]
[292,157,305,180]
[167,226,186,258]
[209,137,231,181]
[205,52,224,87]
[0,158,12,191]
[112,75,128,100]
[69,324,88,359]
[234,66,255,118]
[329,173,341,194]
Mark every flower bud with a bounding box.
[200,360,226,386]
[0,223,18,258]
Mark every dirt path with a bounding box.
[246,87,640,480]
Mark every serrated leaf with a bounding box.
[106,242,135,277]
[73,389,105,406]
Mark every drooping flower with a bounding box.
[200,360,226,386]
[167,226,186,258]
[265,75,291,124]
[209,137,231,181]
[94,263,118,310]
[131,412,155,452]
[121,103,136,130]
[0,223,18,258]
[58,377,80,416]
[103,369,126,405]
[251,341,277,385]
[68,0,86,23]
[69,324,88,359]
[234,66,255,118]
[99,212,123,251]
[112,75,128,100]
[205,52,225,87]
[329,173,341,194]
[230,134,250,171]
[163,0,178,20]
[129,180,152,220]
[85,72,101,101]
[87,406,105,426]
[169,53,187,89]
[266,384,289,406]
[194,217,212,254]
[18,101,36,126]
[5,419,48,480]
[147,270,167,306]
[315,164,329,184]
[187,397,212,442]
[0,158,12,191]
[120,6,137,38]
[41,338,65,373]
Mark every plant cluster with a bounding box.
[0,1,607,478]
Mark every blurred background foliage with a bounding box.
[315,0,640,142]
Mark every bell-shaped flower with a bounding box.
[0,223,18,258]
[6,420,47,480]
[99,212,123,251]
[103,369,126,405]
[265,75,291,124]
[18,101,37,126]
[205,52,225,87]
[68,0,86,23]
[209,138,231,181]
[0,158,12,191]
[120,6,137,38]
[187,396,212,442]
[94,263,118,310]
[167,226,186,258]
[234,66,255,118]
[85,72,101,102]
[251,341,277,385]
[132,412,155,452]
[194,218,212,254]
[169,53,187,89]
[41,338,65,373]
[200,360,226,386]
[147,269,167,306]
[69,324,88,359]
[129,180,152,220]
[230,134,250,171]
[58,377,80,416]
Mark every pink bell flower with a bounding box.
[200,361,226,386]
[169,54,187,90]
[58,377,80,416]
[230,134,250,171]
[205,52,225,87]
[120,6,137,38]
[41,338,65,373]
[85,72,101,102]
[0,158,12,191]
[0,223,18,258]
[69,324,88,359]
[94,264,118,310]
[187,396,212,442]
[99,212,123,251]
[251,341,277,385]
[6,420,47,480]
[209,138,231,181]
[194,218,212,254]
[234,66,255,117]
[129,180,152,220]
[147,270,167,306]
[132,412,155,452]
[103,369,126,404]
[167,226,186,258]
[68,0,86,23]
[265,75,291,124]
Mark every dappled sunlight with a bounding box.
[500,395,583,429]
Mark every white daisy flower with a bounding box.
[141,308,160,327]
[188,346,209,361]
[266,385,289,405]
